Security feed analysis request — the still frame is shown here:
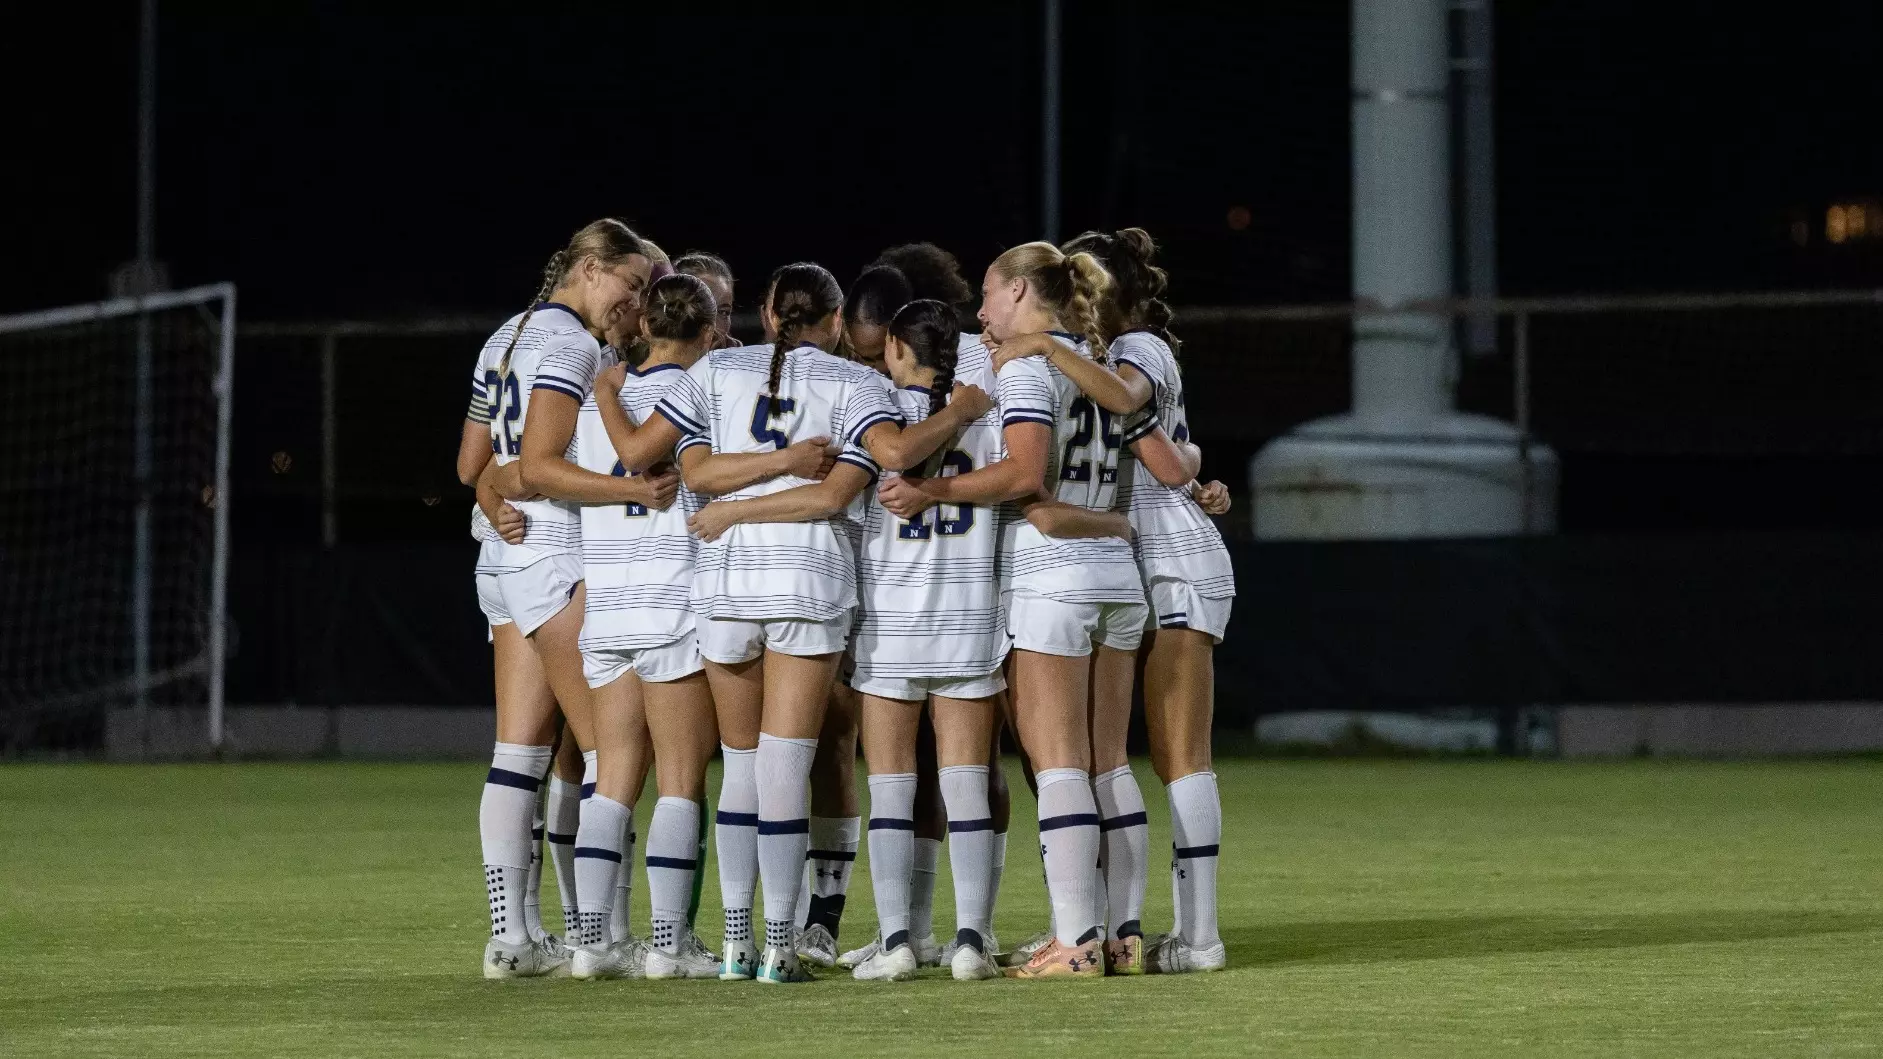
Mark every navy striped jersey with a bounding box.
[996,334,1145,605]
[473,303,601,576]
[1115,331,1235,599]
[573,361,705,651]
[655,343,900,622]
[851,379,1006,680]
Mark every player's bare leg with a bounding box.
[704,655,763,979]
[752,649,842,983]
[801,684,859,967]
[482,620,570,979]
[1088,645,1147,974]
[1006,649,1103,980]
[1141,626,1225,973]
[853,692,923,981]
[643,672,722,979]
[932,692,1002,980]
[570,671,651,979]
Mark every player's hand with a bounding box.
[1192,479,1232,516]
[878,475,935,520]
[624,469,680,511]
[687,501,739,543]
[495,502,527,545]
[594,361,627,395]
[782,435,835,480]
[991,331,1056,372]
[948,383,992,422]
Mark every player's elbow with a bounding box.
[457,464,480,489]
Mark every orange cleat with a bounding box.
[1004,936,1104,980]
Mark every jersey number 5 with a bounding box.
[749,396,797,450]
[898,450,975,540]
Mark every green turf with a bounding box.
[1,759,1878,1057]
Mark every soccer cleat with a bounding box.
[646,930,722,980]
[571,937,648,981]
[911,933,942,968]
[998,930,1053,968]
[483,934,572,979]
[1005,937,1104,980]
[796,923,839,968]
[1105,933,1144,976]
[719,938,758,981]
[851,941,919,982]
[756,944,814,984]
[949,941,1002,981]
[836,937,878,970]
[1143,933,1227,974]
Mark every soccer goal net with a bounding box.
[0,284,235,755]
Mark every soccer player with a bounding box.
[469,220,670,979]
[881,242,1162,979]
[998,228,1236,973]
[674,252,740,349]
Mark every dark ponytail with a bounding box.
[765,262,844,415]
[888,299,961,419]
[1062,226,1178,356]
[642,273,717,341]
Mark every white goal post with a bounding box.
[0,282,235,755]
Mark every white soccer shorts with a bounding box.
[1142,578,1232,644]
[1006,592,1148,657]
[697,611,853,665]
[582,632,706,689]
[476,552,584,637]
[848,665,1007,703]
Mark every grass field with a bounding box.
[1,759,1879,1057]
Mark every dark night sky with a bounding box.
[5,2,1880,319]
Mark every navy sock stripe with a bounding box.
[645,855,699,871]
[1100,811,1149,832]
[545,832,576,845]
[716,810,758,827]
[1038,812,1101,832]
[757,818,810,836]
[573,846,623,862]
[807,849,858,862]
[579,782,596,799]
[868,817,916,831]
[530,827,545,839]
[1174,843,1221,859]
[485,767,540,791]
[948,817,996,833]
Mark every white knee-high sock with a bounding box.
[524,788,546,939]
[573,793,631,948]
[1095,764,1149,939]
[865,773,917,949]
[755,733,819,951]
[481,743,553,943]
[1035,767,1101,949]
[939,764,994,950]
[715,744,759,944]
[646,796,701,955]
[547,760,585,938]
[1167,771,1222,949]
[911,837,941,941]
[802,815,860,937]
[991,829,1007,928]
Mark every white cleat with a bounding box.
[911,933,942,968]
[852,941,919,982]
[1143,933,1228,974]
[836,937,878,970]
[483,934,572,979]
[796,923,839,968]
[942,929,1002,968]
[757,944,814,984]
[571,937,648,980]
[646,930,722,980]
[950,941,1002,981]
[998,930,1053,968]
[719,938,758,981]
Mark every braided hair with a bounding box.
[498,219,647,376]
[988,241,1115,363]
[764,262,843,416]
[887,299,960,418]
[1063,226,1177,355]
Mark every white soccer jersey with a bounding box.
[998,333,1144,604]
[852,384,1006,679]
[1115,332,1237,600]
[572,361,704,652]
[465,370,501,545]
[472,302,602,576]
[655,342,900,622]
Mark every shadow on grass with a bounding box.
[1226,909,1882,968]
